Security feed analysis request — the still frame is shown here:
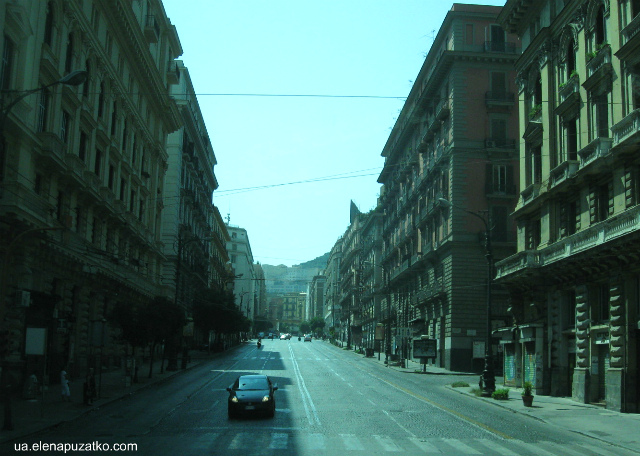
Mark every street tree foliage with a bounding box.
[193,287,250,334]
[108,296,185,377]
[299,317,326,336]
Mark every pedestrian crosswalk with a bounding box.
[143,430,638,456]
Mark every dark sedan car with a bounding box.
[227,374,278,418]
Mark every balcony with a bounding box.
[612,109,640,151]
[497,205,640,280]
[549,160,579,189]
[616,13,640,62]
[167,60,180,85]
[483,41,517,54]
[37,132,66,169]
[578,137,613,169]
[556,75,581,118]
[521,183,541,206]
[435,98,450,120]
[485,91,515,108]
[583,45,613,92]
[144,15,160,43]
[64,153,86,185]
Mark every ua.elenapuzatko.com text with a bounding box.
[13,442,138,452]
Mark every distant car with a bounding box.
[304,334,312,342]
[280,334,287,340]
[227,374,278,419]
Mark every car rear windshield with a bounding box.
[236,378,269,390]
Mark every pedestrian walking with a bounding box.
[60,367,71,402]
[83,368,96,405]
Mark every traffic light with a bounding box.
[0,330,9,358]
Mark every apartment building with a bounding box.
[307,274,326,322]
[377,4,520,372]
[226,225,256,321]
[496,0,640,412]
[324,237,342,335]
[163,60,230,341]
[359,208,384,353]
[0,0,182,381]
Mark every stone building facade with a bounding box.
[496,0,640,412]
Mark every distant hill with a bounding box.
[261,252,329,294]
[295,252,329,269]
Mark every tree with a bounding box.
[146,297,185,378]
[310,317,326,335]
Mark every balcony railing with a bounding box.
[483,41,517,53]
[144,15,160,43]
[578,137,613,168]
[496,204,640,279]
[612,109,640,148]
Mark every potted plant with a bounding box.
[521,381,534,407]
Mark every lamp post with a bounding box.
[438,198,495,396]
[0,70,86,431]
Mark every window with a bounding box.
[491,206,508,242]
[488,24,505,51]
[490,72,507,99]
[64,33,73,73]
[590,181,612,223]
[526,145,542,186]
[111,102,117,136]
[119,178,125,200]
[594,94,609,138]
[61,111,70,144]
[566,39,576,79]
[82,60,90,98]
[486,164,513,194]
[44,2,54,47]
[108,164,115,190]
[79,131,87,162]
[98,82,105,117]
[591,284,610,324]
[465,24,474,46]
[1,35,15,91]
[130,189,136,212]
[526,217,541,250]
[564,290,576,329]
[36,87,50,133]
[565,118,578,160]
[595,5,607,45]
[94,149,102,176]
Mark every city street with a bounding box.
[3,340,638,456]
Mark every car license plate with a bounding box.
[245,405,255,410]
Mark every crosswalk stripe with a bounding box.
[269,433,289,450]
[538,441,584,456]
[409,437,441,453]
[443,438,482,454]
[188,433,219,450]
[373,435,402,452]
[340,434,365,450]
[305,433,326,450]
[228,432,247,450]
[475,439,519,456]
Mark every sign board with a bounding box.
[374,325,385,341]
[413,338,437,359]
[25,328,47,355]
[473,341,485,359]
[396,327,411,338]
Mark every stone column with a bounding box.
[607,278,625,411]
[573,284,590,403]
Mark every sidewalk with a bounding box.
[0,349,221,444]
[351,345,640,454]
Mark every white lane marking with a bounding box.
[288,344,321,425]
[340,434,365,450]
[374,435,402,452]
[228,432,247,450]
[383,410,417,438]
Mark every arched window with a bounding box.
[566,39,576,78]
[44,2,54,47]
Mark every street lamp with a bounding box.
[438,198,496,396]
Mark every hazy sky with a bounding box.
[161,0,506,267]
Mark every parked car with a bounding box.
[227,374,278,418]
[304,334,312,342]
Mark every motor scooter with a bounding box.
[257,339,262,348]
[298,336,301,341]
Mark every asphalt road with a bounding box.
[4,339,637,455]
